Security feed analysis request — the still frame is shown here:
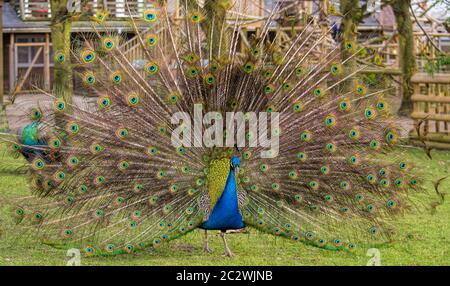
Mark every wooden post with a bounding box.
[19,0,26,20]
[0,0,7,131]
[9,34,14,95]
[44,33,51,91]
[0,0,3,107]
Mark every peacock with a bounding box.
[15,122,49,162]
[3,1,425,257]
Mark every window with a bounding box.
[15,35,53,68]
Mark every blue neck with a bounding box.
[200,167,245,230]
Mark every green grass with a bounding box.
[0,146,449,266]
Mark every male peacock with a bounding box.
[15,122,49,162]
[5,1,424,257]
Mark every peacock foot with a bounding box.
[203,245,213,253]
[222,249,233,257]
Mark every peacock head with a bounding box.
[230,156,240,174]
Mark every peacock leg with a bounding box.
[220,231,233,257]
[203,230,213,253]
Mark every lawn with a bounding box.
[0,145,449,266]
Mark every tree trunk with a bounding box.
[391,0,416,115]
[50,0,73,127]
[187,0,229,59]
[340,0,360,87]
[203,0,229,60]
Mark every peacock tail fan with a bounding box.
[6,1,426,256]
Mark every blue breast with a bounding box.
[200,168,245,230]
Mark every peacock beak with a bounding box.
[235,166,239,175]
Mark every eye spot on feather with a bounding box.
[348,127,360,140]
[102,37,115,51]
[348,154,359,165]
[300,131,311,142]
[370,139,380,150]
[338,99,351,112]
[387,199,397,209]
[146,34,158,47]
[355,84,366,96]
[271,183,280,191]
[250,184,259,192]
[143,10,157,22]
[55,51,66,63]
[30,107,42,120]
[325,114,336,127]
[344,40,355,52]
[282,82,292,92]
[83,72,96,86]
[49,137,62,149]
[90,143,104,155]
[186,66,199,77]
[157,170,167,179]
[293,102,303,113]
[289,170,298,179]
[118,160,129,171]
[367,174,377,184]
[54,171,66,182]
[78,185,88,194]
[116,128,128,139]
[330,64,342,75]
[203,74,215,85]
[325,142,337,153]
[104,244,114,253]
[260,163,269,173]
[313,86,324,97]
[385,130,398,145]
[251,47,261,58]
[243,62,255,73]
[309,180,319,191]
[364,106,376,120]
[380,178,390,188]
[32,158,45,170]
[167,93,180,104]
[190,11,203,23]
[294,67,305,77]
[66,156,79,168]
[98,96,111,109]
[126,93,140,107]
[145,62,159,75]
[340,180,350,190]
[297,151,307,161]
[264,84,275,95]
[320,165,330,175]
[110,71,123,84]
[148,146,158,156]
[54,99,66,112]
[81,49,96,64]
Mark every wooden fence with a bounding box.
[410,73,450,149]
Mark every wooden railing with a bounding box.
[410,73,450,149]
[414,32,450,73]
[12,0,155,21]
